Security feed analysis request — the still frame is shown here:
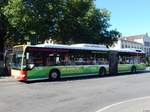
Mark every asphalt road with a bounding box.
[0,71,150,112]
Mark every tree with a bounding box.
[0,0,9,61]
[2,0,120,46]
[2,0,63,44]
[54,0,94,44]
[56,3,121,45]
[0,13,6,52]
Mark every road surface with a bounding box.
[0,71,150,112]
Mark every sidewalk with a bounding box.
[0,76,15,82]
[145,67,150,71]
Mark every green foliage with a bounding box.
[1,0,16,48]
[52,0,121,45]
[55,0,94,44]
[2,0,60,44]
[1,0,120,46]
[0,0,8,52]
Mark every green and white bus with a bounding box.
[11,44,146,81]
[11,44,109,81]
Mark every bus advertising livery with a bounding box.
[11,44,146,81]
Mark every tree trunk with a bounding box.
[0,20,6,61]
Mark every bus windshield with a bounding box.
[11,51,24,69]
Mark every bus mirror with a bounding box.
[26,53,29,59]
[28,64,34,69]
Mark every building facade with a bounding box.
[111,34,150,56]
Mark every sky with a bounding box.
[94,0,150,36]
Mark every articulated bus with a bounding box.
[11,44,146,81]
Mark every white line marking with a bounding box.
[96,96,150,112]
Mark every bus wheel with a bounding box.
[49,70,60,80]
[99,68,106,76]
[131,66,136,73]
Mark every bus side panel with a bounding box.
[58,65,84,77]
[26,66,51,79]
[59,65,108,77]
[80,65,99,74]
[135,63,146,71]
[26,65,93,80]
[26,66,87,79]
[118,64,133,73]
[52,65,107,77]
[26,65,110,80]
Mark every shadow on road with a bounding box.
[25,70,150,84]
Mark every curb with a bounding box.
[0,76,15,82]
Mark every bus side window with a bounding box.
[64,54,71,65]
[56,57,60,64]
[46,57,52,66]
[119,56,123,64]
[140,58,145,63]
[34,58,44,66]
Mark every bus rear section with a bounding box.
[109,49,146,74]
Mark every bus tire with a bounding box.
[49,70,60,80]
[99,67,106,76]
[131,66,136,73]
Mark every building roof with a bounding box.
[120,38,143,45]
[124,34,145,39]
[123,34,146,42]
[110,48,145,54]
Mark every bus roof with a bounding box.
[14,43,145,54]
[28,43,109,51]
[110,48,145,54]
